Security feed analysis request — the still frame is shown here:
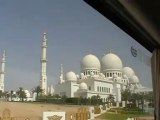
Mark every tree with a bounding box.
[54,94,60,99]
[53,94,61,103]
[10,90,14,101]
[33,86,43,100]
[61,95,67,104]
[121,89,131,108]
[128,92,145,112]
[3,91,10,101]
[144,91,153,107]
[16,87,26,101]
[130,93,138,107]
[0,90,2,98]
[91,95,102,105]
[138,92,146,113]
[107,94,115,103]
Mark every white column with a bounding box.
[88,106,94,120]
[116,102,119,107]
[40,33,47,95]
[122,101,126,107]
[59,64,64,84]
[50,85,54,95]
[0,50,6,92]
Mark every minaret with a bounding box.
[59,64,64,84]
[40,33,47,95]
[0,50,6,92]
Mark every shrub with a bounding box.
[94,106,101,114]
[65,98,79,104]
[108,109,116,112]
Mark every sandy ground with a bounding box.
[0,101,153,120]
[0,101,80,118]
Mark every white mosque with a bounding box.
[0,33,152,103]
[37,32,152,102]
[53,50,152,103]
[54,53,152,102]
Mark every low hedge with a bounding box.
[108,107,143,114]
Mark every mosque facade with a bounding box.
[54,52,152,102]
[4,33,152,102]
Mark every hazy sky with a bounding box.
[0,0,152,91]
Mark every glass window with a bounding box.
[110,73,112,77]
[107,73,109,77]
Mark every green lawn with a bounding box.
[97,112,152,120]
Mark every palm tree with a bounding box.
[16,87,26,101]
[3,91,10,101]
[12,94,16,101]
[10,90,14,101]
[33,86,43,100]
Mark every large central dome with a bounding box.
[101,53,123,71]
[81,54,100,71]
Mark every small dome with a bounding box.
[101,53,123,71]
[79,82,87,90]
[123,75,128,79]
[80,73,84,76]
[122,67,135,78]
[134,84,139,89]
[113,74,118,78]
[80,73,84,78]
[76,75,79,79]
[81,54,100,71]
[66,71,77,82]
[130,75,139,83]
[90,71,94,76]
[24,90,31,98]
[99,73,103,76]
